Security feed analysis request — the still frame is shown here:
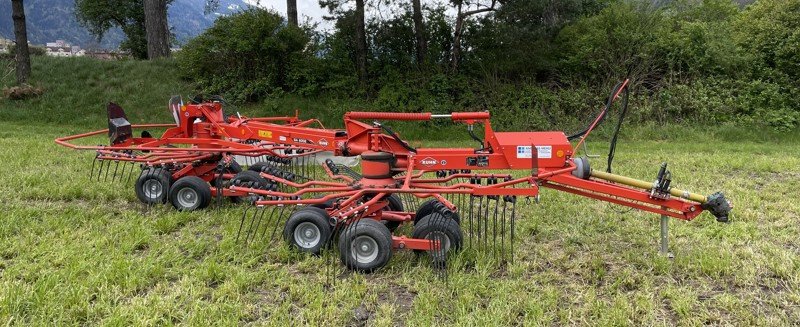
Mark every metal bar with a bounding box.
[590,169,707,203]
[659,213,672,258]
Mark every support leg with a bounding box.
[659,214,674,258]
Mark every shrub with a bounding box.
[176,9,312,102]
[736,0,800,82]
[3,84,44,100]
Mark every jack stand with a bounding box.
[659,214,674,258]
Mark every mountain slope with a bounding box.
[0,0,248,48]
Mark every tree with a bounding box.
[450,0,497,73]
[736,0,800,82]
[11,0,31,84]
[287,0,298,27]
[411,0,427,66]
[75,0,149,59]
[464,0,606,79]
[321,0,369,85]
[354,0,367,83]
[144,0,171,59]
[177,9,311,101]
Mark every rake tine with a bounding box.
[302,154,307,179]
[143,167,157,210]
[299,155,304,178]
[246,206,268,244]
[468,195,474,249]
[94,159,100,181]
[236,203,252,241]
[431,211,447,279]
[501,196,508,263]
[342,215,360,269]
[478,195,484,244]
[327,214,347,286]
[127,162,135,183]
[483,195,491,250]
[95,159,104,181]
[267,203,289,243]
[103,159,112,182]
[428,211,438,271]
[111,160,120,182]
[492,196,499,258]
[215,164,224,208]
[510,196,516,263]
[90,156,97,180]
[242,204,262,245]
[259,204,279,241]
[117,161,126,182]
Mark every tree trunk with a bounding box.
[412,0,427,67]
[144,0,170,59]
[287,0,298,27]
[11,0,31,85]
[450,0,496,74]
[450,4,463,73]
[354,0,368,84]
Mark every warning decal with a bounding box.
[516,145,552,159]
[258,130,273,139]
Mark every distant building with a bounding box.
[0,37,13,54]
[44,40,85,57]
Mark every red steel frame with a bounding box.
[57,97,720,251]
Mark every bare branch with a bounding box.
[459,0,496,17]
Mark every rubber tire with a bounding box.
[231,170,272,203]
[411,214,463,262]
[338,218,393,273]
[311,195,336,209]
[212,160,243,187]
[414,199,438,224]
[214,161,243,202]
[169,176,212,211]
[135,167,172,204]
[284,207,332,255]
[248,161,270,173]
[413,199,461,225]
[384,194,405,232]
[228,160,243,174]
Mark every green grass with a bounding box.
[1,57,800,325]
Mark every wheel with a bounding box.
[415,199,438,223]
[250,163,296,181]
[211,160,243,188]
[310,195,336,209]
[228,160,242,173]
[284,207,332,255]
[248,161,270,173]
[411,213,463,263]
[384,194,404,232]
[135,167,171,204]
[338,218,393,273]
[169,176,212,211]
[413,199,460,224]
[230,170,272,203]
[212,161,243,202]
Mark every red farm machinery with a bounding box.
[57,84,732,272]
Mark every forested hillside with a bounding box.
[0,0,246,47]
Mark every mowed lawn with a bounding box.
[1,57,800,326]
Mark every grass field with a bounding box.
[1,57,799,326]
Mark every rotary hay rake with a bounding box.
[57,82,732,273]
